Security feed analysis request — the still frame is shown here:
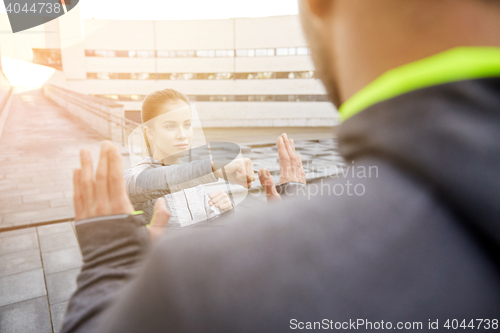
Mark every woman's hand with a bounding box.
[258,133,306,202]
[148,198,171,242]
[212,158,255,189]
[208,190,233,212]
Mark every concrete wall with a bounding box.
[44,85,127,143]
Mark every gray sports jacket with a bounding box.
[124,157,221,226]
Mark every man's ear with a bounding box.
[306,0,334,19]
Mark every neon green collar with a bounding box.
[339,47,500,121]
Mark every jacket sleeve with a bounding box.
[60,214,151,333]
[124,159,218,208]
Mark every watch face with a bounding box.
[4,0,80,33]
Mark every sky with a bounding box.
[1,0,299,20]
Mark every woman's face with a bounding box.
[148,100,193,160]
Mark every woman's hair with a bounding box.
[141,88,190,151]
[141,88,190,123]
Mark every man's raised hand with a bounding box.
[258,133,306,202]
[73,141,135,220]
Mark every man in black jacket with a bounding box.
[62,0,500,332]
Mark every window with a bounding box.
[32,48,62,70]
[170,73,193,80]
[297,47,309,56]
[216,72,233,80]
[93,94,329,102]
[256,72,273,79]
[176,51,188,58]
[157,73,170,79]
[136,50,155,58]
[196,95,210,101]
[116,50,129,57]
[196,50,208,57]
[86,71,316,80]
[97,72,113,80]
[276,48,289,56]
[157,51,170,58]
[215,50,227,57]
[255,48,268,57]
[275,72,290,79]
[131,73,150,80]
[196,73,209,80]
[84,47,311,58]
[297,95,316,102]
[117,73,131,80]
[236,49,248,57]
[274,95,288,102]
[297,71,315,79]
[94,50,107,57]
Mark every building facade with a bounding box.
[0,7,338,127]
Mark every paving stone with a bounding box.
[0,249,42,277]
[46,268,80,305]
[0,227,36,238]
[31,206,74,224]
[0,296,52,333]
[41,247,82,274]
[0,196,22,210]
[6,172,37,179]
[17,181,55,190]
[37,222,73,236]
[49,197,74,208]
[0,269,46,307]
[1,211,44,224]
[23,192,64,203]
[0,183,17,191]
[0,232,39,255]
[1,189,41,198]
[39,231,78,253]
[50,301,69,333]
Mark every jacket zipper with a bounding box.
[182,190,193,221]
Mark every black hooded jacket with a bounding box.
[62,75,500,332]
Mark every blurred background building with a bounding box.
[0,7,338,128]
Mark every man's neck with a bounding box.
[334,1,500,103]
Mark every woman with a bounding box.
[124,88,233,228]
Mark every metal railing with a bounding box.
[44,84,143,151]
